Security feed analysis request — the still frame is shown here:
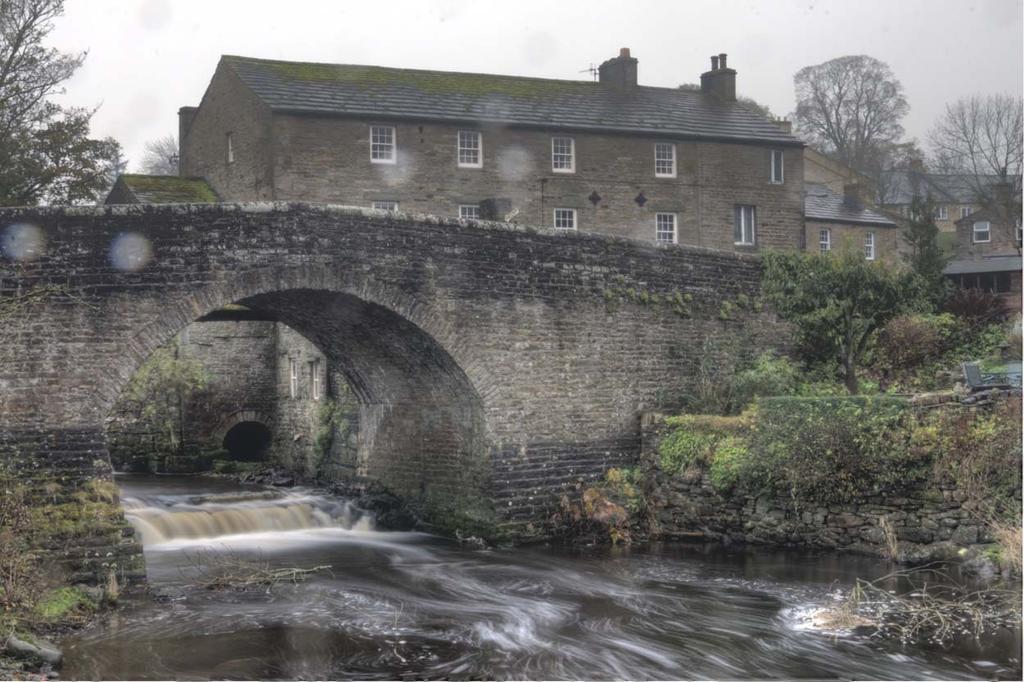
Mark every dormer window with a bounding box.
[770,150,784,184]
[973,221,991,243]
[370,126,396,164]
[457,130,482,168]
[226,132,234,164]
[551,137,575,173]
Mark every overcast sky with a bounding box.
[49,0,1023,170]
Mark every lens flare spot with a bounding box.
[1,223,46,261]
[110,233,153,272]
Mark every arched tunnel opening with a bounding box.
[106,285,492,534]
[222,421,272,461]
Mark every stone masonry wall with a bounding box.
[640,413,1003,561]
[805,220,901,264]
[106,317,360,478]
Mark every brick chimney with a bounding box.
[844,183,867,210]
[598,48,638,89]
[178,106,198,177]
[700,53,736,101]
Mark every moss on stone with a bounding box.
[119,174,220,203]
[241,57,597,99]
[33,587,96,624]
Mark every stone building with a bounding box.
[177,50,805,251]
[803,182,899,262]
[878,164,1007,234]
[943,187,1022,312]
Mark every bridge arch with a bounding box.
[110,264,493,530]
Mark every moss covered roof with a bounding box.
[221,55,802,145]
[116,175,220,203]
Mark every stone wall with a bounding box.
[105,317,356,477]
[640,413,1002,561]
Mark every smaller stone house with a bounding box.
[944,194,1022,312]
[804,182,899,262]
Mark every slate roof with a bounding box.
[113,175,220,203]
[804,183,896,227]
[944,255,1022,275]
[221,55,802,146]
[879,170,1005,205]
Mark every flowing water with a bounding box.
[62,475,1021,680]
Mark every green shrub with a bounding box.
[750,396,920,505]
[658,430,714,473]
[658,414,750,473]
[918,398,1022,523]
[708,436,751,493]
[730,352,800,409]
[875,314,958,371]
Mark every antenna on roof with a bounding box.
[579,64,598,82]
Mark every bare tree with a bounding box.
[927,94,1023,202]
[139,135,179,175]
[793,55,909,173]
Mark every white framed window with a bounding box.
[459,204,480,219]
[372,200,398,211]
[289,358,298,399]
[935,206,948,220]
[770,150,784,184]
[819,228,831,254]
[960,206,972,219]
[457,130,482,168]
[654,143,676,177]
[865,232,876,260]
[655,213,677,244]
[226,132,234,164]
[553,208,577,230]
[973,221,991,243]
[370,126,396,164]
[1016,219,1022,244]
[310,359,321,401]
[551,137,575,173]
[734,205,756,245]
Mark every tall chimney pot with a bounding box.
[700,52,736,101]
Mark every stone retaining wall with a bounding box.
[639,412,1008,561]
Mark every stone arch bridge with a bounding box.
[0,203,784,573]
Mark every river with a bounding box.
[61,474,1021,680]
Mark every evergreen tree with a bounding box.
[902,195,950,306]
